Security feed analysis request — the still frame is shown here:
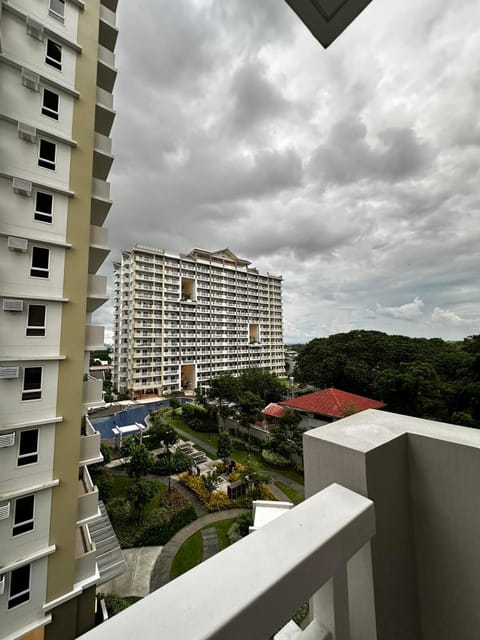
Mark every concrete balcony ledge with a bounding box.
[85,324,105,351]
[97,45,117,93]
[79,484,375,640]
[75,524,97,584]
[99,4,118,51]
[87,274,108,312]
[80,416,103,464]
[89,224,109,273]
[93,132,114,181]
[77,466,99,524]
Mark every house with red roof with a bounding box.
[262,388,385,431]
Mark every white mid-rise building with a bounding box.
[0,0,117,638]
[112,246,285,397]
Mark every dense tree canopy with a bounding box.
[294,331,480,426]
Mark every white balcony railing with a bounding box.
[79,484,375,640]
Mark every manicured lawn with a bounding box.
[109,475,167,511]
[275,481,304,505]
[170,531,203,580]
[169,517,238,580]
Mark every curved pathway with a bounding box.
[149,508,248,592]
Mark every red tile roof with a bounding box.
[262,403,287,419]
[279,388,385,419]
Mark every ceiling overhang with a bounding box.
[283,0,373,48]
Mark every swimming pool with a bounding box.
[90,399,191,439]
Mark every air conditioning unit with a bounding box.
[0,432,15,448]
[17,122,37,143]
[0,367,20,380]
[7,237,28,252]
[26,16,44,41]
[12,178,32,197]
[0,502,10,520]
[21,67,40,92]
[0,576,4,596]
[3,299,24,312]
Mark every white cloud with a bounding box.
[374,297,425,321]
[431,307,474,327]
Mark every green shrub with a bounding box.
[261,449,291,468]
[152,451,192,475]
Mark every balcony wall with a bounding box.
[75,524,97,584]
[87,274,108,312]
[99,4,118,50]
[85,324,105,351]
[77,465,99,524]
[89,224,109,273]
[79,419,102,465]
[95,87,115,138]
[97,45,117,93]
[93,132,113,181]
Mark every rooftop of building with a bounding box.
[279,387,386,418]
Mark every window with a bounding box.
[18,430,39,466]
[34,192,53,223]
[8,565,30,609]
[30,246,49,278]
[22,367,42,401]
[41,89,59,120]
[49,0,65,22]
[45,39,62,70]
[12,496,35,536]
[38,139,56,170]
[26,305,46,337]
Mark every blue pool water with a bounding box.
[91,399,191,439]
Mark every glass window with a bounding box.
[34,192,53,223]
[8,565,30,609]
[26,305,46,337]
[38,139,56,170]
[30,247,49,278]
[13,496,35,536]
[49,0,65,22]
[22,368,42,401]
[45,39,62,70]
[18,430,39,466]
[42,89,59,120]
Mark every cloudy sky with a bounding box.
[96,0,480,344]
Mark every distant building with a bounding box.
[263,387,386,431]
[112,246,285,397]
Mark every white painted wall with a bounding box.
[0,423,56,492]
[0,556,49,640]
[0,120,72,191]
[0,488,53,566]
[0,360,59,425]
[13,0,80,43]
[2,11,77,89]
[0,299,62,359]
[0,63,75,139]
[0,236,66,299]
[0,176,69,245]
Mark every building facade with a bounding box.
[112,246,285,397]
[0,0,117,638]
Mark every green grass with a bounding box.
[169,517,239,580]
[166,412,305,486]
[109,475,167,511]
[275,481,304,504]
[170,531,203,580]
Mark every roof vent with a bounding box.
[21,67,40,92]
[17,122,37,143]
[26,16,44,41]
[3,299,24,312]
[12,178,32,197]
[7,237,28,252]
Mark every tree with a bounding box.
[238,391,263,452]
[267,409,302,462]
[169,397,181,411]
[240,457,271,498]
[217,432,233,463]
[238,368,285,403]
[127,443,153,478]
[126,479,157,520]
[202,470,219,494]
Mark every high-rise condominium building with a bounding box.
[0,0,117,638]
[112,246,285,397]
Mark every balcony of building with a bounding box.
[77,465,99,524]
[87,274,108,312]
[75,524,97,585]
[97,45,117,93]
[91,175,112,226]
[99,4,118,51]
[89,224,109,273]
[85,324,105,352]
[80,416,103,465]
[93,132,114,181]
[79,410,480,640]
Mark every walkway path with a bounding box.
[100,546,162,598]
[149,509,248,592]
[201,527,218,561]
